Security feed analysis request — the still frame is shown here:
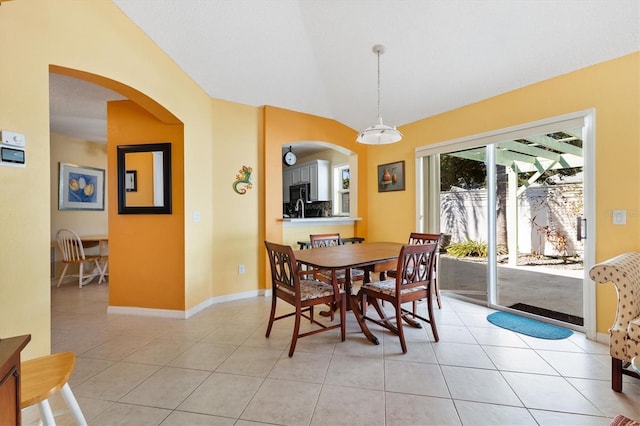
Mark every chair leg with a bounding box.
[57,264,69,287]
[361,293,367,316]
[340,294,346,341]
[78,263,84,288]
[265,295,277,337]
[434,277,442,309]
[396,303,407,354]
[97,258,107,284]
[426,291,439,342]
[36,399,56,426]
[60,383,87,425]
[612,357,623,392]
[289,307,302,357]
[371,297,388,324]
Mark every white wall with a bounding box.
[441,183,583,257]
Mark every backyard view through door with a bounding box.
[420,118,588,330]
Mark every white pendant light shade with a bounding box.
[357,117,402,144]
[357,44,402,145]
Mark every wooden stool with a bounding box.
[21,352,87,426]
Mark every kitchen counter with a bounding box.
[280,216,361,226]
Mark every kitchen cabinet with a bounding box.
[309,161,329,201]
[283,169,292,202]
[290,164,310,185]
[283,160,330,202]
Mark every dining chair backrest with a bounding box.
[310,233,342,248]
[408,232,440,247]
[57,228,88,262]
[395,242,438,293]
[264,241,300,296]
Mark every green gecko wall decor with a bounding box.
[233,165,253,194]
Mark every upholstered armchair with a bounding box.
[589,252,640,392]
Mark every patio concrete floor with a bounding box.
[438,256,583,322]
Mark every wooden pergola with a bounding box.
[447,129,584,265]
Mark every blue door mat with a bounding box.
[487,311,574,340]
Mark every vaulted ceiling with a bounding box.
[50,0,639,145]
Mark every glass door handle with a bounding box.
[576,216,587,241]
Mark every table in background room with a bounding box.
[81,236,108,283]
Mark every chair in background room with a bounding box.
[359,242,439,353]
[387,232,442,310]
[589,252,640,392]
[56,228,104,288]
[264,241,346,357]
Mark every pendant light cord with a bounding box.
[376,47,381,121]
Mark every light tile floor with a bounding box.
[29,282,640,425]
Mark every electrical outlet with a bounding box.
[238,264,245,274]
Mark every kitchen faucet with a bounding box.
[295,198,305,218]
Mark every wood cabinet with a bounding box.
[309,161,329,201]
[283,160,330,202]
[0,334,31,426]
[283,169,292,202]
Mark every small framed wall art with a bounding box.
[58,162,105,210]
[125,170,137,192]
[377,160,405,192]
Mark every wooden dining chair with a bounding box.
[309,233,365,285]
[56,229,104,288]
[359,242,439,353]
[264,241,346,357]
[387,232,442,310]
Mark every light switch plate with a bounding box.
[613,210,626,225]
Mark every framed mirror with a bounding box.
[117,143,172,214]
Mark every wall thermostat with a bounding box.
[0,130,26,167]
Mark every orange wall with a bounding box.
[262,106,368,289]
[125,152,154,206]
[108,100,186,310]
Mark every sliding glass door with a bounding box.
[416,111,595,335]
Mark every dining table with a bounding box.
[294,241,403,345]
[79,235,108,256]
[81,236,108,283]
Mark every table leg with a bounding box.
[344,268,379,345]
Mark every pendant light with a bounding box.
[356,44,402,145]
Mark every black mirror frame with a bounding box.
[117,143,172,214]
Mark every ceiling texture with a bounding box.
[50,0,639,150]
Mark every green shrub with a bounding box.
[446,240,508,257]
[446,240,487,257]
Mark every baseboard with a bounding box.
[107,288,272,319]
[107,305,187,319]
[595,331,610,345]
